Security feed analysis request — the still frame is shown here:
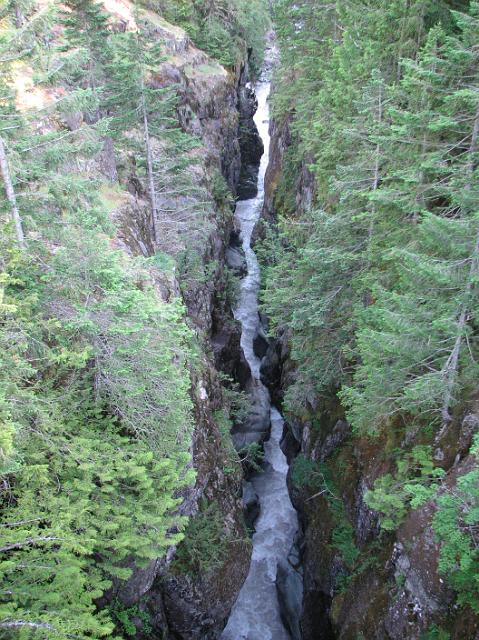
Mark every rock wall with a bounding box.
[290,403,479,640]
[259,107,479,640]
[92,8,266,639]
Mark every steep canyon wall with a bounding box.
[258,103,479,640]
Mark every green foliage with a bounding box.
[0,0,220,635]
[365,447,445,531]
[171,501,232,575]
[263,0,479,618]
[110,600,153,637]
[221,380,251,423]
[46,233,195,456]
[214,408,237,474]
[0,0,269,633]
[331,518,360,571]
[216,265,241,313]
[420,626,451,640]
[238,442,264,472]
[291,455,323,490]
[265,4,479,433]
[211,170,234,208]
[325,490,360,572]
[215,379,258,474]
[433,435,479,612]
[0,227,194,638]
[291,456,359,571]
[158,0,270,73]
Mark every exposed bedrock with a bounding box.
[237,69,265,200]
[98,20,271,640]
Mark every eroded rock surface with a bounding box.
[92,9,268,639]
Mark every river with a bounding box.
[220,53,302,640]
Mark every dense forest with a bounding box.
[0,0,268,637]
[1,0,479,638]
[259,0,479,637]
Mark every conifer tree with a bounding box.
[0,3,202,636]
[0,8,27,249]
[341,8,479,435]
[104,24,209,253]
[0,137,25,249]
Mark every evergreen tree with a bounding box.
[0,3,208,636]
[104,27,207,251]
[341,8,479,435]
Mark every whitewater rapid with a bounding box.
[221,62,300,640]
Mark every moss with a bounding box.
[139,8,187,38]
[98,183,129,213]
[421,625,451,640]
[196,63,227,76]
[291,455,322,490]
[330,558,392,639]
[183,61,228,78]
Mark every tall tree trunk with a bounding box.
[13,1,24,28]
[0,137,26,250]
[368,83,383,246]
[140,79,158,246]
[439,103,479,433]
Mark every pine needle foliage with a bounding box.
[262,0,479,613]
[0,0,223,636]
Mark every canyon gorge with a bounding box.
[1,2,479,640]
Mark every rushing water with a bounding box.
[221,62,301,640]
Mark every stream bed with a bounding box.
[221,55,302,640]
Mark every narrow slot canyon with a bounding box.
[221,44,303,640]
[2,2,478,639]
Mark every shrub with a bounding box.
[433,436,479,612]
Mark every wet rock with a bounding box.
[237,163,261,200]
[229,228,243,248]
[222,409,299,640]
[260,340,282,395]
[277,559,303,640]
[226,245,247,276]
[237,75,264,201]
[243,481,260,532]
[253,329,269,359]
[239,81,259,120]
[280,421,301,463]
[212,325,250,386]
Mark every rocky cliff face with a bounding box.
[290,402,479,640]
[86,6,266,639]
[259,110,479,640]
